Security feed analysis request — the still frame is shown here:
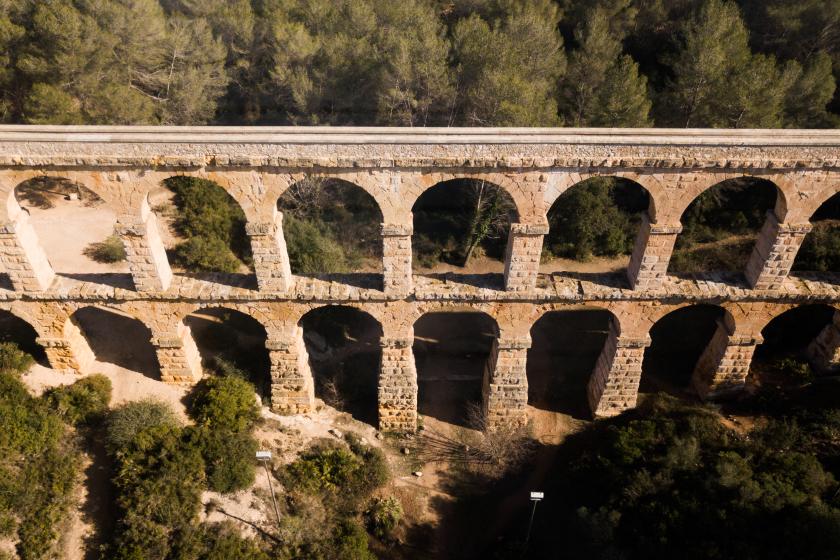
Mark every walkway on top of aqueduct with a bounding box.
[2,125,840,431]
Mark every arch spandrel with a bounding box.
[543,171,659,224]
[401,171,540,223]
[786,173,840,224]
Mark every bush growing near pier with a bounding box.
[44,374,112,425]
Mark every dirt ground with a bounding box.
[24,200,129,275]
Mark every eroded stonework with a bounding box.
[2,127,840,431]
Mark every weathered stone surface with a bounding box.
[1,126,840,431]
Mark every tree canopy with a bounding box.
[1,0,838,127]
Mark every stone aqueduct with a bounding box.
[2,126,840,431]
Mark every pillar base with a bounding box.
[503,223,548,293]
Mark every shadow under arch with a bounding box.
[278,177,384,286]
[527,307,616,418]
[669,176,780,279]
[411,178,517,280]
[413,311,499,428]
[0,308,47,365]
[298,304,383,427]
[641,304,729,398]
[69,306,158,378]
[752,304,837,373]
[793,191,840,276]
[544,176,650,280]
[184,307,270,399]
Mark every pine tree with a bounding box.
[559,10,651,127]
[451,0,566,126]
[660,0,792,128]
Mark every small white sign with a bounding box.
[256,451,272,461]
[530,491,544,500]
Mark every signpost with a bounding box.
[522,491,544,558]
[256,450,282,527]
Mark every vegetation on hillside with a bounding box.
[1,0,837,128]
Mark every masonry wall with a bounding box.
[1,127,840,431]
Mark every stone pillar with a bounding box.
[0,207,55,292]
[268,326,314,414]
[116,211,173,292]
[626,213,681,290]
[381,224,413,296]
[807,312,840,373]
[151,323,202,384]
[745,211,812,290]
[692,318,760,398]
[588,321,650,417]
[378,336,418,432]
[247,213,293,292]
[503,223,548,292]
[483,335,530,429]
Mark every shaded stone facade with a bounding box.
[1,127,840,431]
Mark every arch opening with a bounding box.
[793,192,840,274]
[278,178,383,280]
[184,308,270,400]
[299,305,383,427]
[750,305,836,387]
[669,177,778,277]
[0,309,46,366]
[161,177,254,283]
[641,305,727,398]
[69,306,158,378]
[527,309,614,418]
[413,311,498,428]
[412,179,517,276]
[14,176,128,283]
[544,177,649,276]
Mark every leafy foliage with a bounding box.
[0,362,80,559]
[44,373,112,425]
[84,234,127,263]
[364,496,403,539]
[0,341,34,377]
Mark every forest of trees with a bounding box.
[1,0,839,128]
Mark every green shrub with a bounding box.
[365,496,403,539]
[794,221,840,272]
[165,176,251,273]
[44,374,112,425]
[546,177,645,261]
[188,426,257,494]
[175,236,244,274]
[190,375,259,432]
[84,234,127,263]
[0,342,34,376]
[332,518,375,560]
[284,215,356,274]
[284,435,389,506]
[105,399,179,452]
[772,357,815,383]
[0,371,80,560]
[190,521,269,560]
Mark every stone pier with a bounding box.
[268,327,314,414]
[745,212,812,290]
[588,321,651,417]
[378,335,418,432]
[0,198,54,292]
[117,203,173,292]
[626,214,681,290]
[247,214,293,292]
[692,318,761,398]
[503,223,548,292]
[381,224,413,296]
[151,323,202,383]
[483,335,531,428]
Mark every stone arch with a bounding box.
[297,304,384,426]
[410,177,518,274]
[412,309,499,427]
[66,304,158,377]
[543,175,651,275]
[544,171,658,222]
[182,305,272,397]
[0,307,47,365]
[669,175,782,277]
[528,306,618,418]
[641,304,733,396]
[277,176,385,276]
[405,172,527,222]
[750,304,840,377]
